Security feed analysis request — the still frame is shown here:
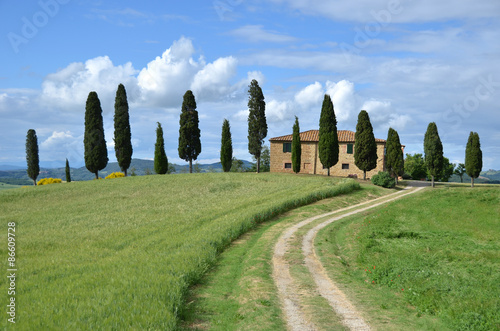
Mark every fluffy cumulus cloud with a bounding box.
[278,80,413,135]
[191,56,238,101]
[40,57,139,113]
[266,100,291,122]
[325,80,356,122]
[295,82,323,109]
[36,37,247,113]
[137,37,202,108]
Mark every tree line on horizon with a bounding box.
[25,79,269,184]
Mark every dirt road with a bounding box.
[272,186,425,330]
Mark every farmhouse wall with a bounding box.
[269,130,387,179]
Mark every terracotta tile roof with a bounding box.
[270,130,385,143]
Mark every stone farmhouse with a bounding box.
[269,129,395,178]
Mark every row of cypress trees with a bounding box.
[288,94,482,188]
[85,87,203,177]
[25,79,268,183]
[25,81,481,185]
[292,94,384,180]
[423,123,482,187]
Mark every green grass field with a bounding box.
[0,183,22,191]
[317,186,500,330]
[0,173,359,330]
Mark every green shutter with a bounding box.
[347,144,353,154]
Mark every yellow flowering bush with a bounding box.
[37,178,62,185]
[105,172,125,179]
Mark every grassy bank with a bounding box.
[0,173,359,330]
[317,187,500,330]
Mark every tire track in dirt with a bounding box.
[272,186,425,331]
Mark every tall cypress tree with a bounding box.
[465,131,482,188]
[26,129,39,186]
[354,110,378,180]
[84,91,108,179]
[154,122,168,175]
[114,83,133,176]
[178,90,201,173]
[318,94,339,176]
[292,116,301,174]
[423,122,443,188]
[65,158,71,183]
[386,128,404,185]
[247,79,267,173]
[220,119,233,172]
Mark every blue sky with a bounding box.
[1,0,499,170]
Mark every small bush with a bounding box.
[371,171,395,188]
[37,178,62,186]
[105,172,125,179]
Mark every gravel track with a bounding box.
[272,186,425,330]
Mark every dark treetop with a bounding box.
[292,116,301,174]
[423,122,443,187]
[354,110,377,179]
[154,122,168,175]
[114,83,133,176]
[84,91,108,179]
[220,119,233,173]
[247,79,267,172]
[318,94,339,176]
[178,90,201,173]
[26,129,39,185]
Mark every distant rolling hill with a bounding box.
[0,159,256,184]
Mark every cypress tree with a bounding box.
[318,94,339,176]
[154,122,168,175]
[465,132,482,188]
[178,90,201,173]
[65,158,71,183]
[423,122,443,188]
[247,79,267,173]
[114,83,133,176]
[386,128,404,185]
[220,119,233,172]
[354,110,378,180]
[292,116,301,174]
[84,91,108,179]
[25,129,39,186]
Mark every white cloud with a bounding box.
[361,99,392,122]
[266,100,291,122]
[325,80,356,122]
[137,37,202,108]
[295,82,323,109]
[40,57,139,112]
[228,25,297,43]
[35,37,246,114]
[191,56,238,101]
